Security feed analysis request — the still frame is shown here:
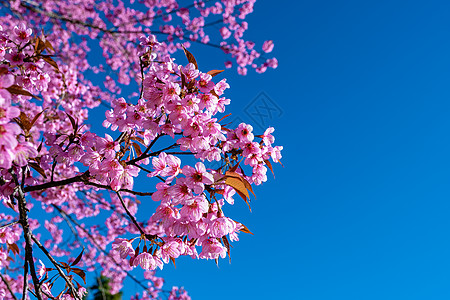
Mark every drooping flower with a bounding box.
[111,238,134,259]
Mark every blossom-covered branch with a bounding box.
[0,1,282,299]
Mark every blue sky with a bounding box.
[4,1,450,299]
[146,1,450,299]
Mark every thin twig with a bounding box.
[0,273,19,300]
[116,191,145,236]
[85,181,153,196]
[22,258,28,300]
[13,173,44,300]
[0,220,19,230]
[24,172,88,193]
[51,205,168,293]
[31,234,82,300]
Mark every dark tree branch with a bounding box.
[51,205,168,293]
[22,258,28,300]
[30,234,82,300]
[0,220,19,229]
[23,172,88,193]
[127,142,178,165]
[85,181,153,196]
[13,174,43,300]
[116,191,145,236]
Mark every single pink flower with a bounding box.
[262,40,274,53]
[111,238,134,259]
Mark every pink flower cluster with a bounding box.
[0,2,282,297]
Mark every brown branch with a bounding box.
[0,273,18,300]
[20,0,165,35]
[23,172,87,193]
[84,181,153,196]
[116,191,145,236]
[127,142,178,165]
[30,234,82,300]
[51,205,167,293]
[0,220,19,229]
[22,258,29,300]
[14,174,43,300]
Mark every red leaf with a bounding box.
[71,268,86,284]
[34,37,46,54]
[70,249,84,266]
[207,69,224,77]
[8,243,20,256]
[30,109,46,129]
[222,235,231,263]
[6,85,38,99]
[42,55,59,70]
[65,112,77,132]
[238,222,254,235]
[225,176,249,199]
[29,162,47,178]
[44,39,55,53]
[132,142,143,157]
[182,45,198,69]
[225,171,256,198]
[218,113,232,123]
[18,112,32,131]
[180,71,187,89]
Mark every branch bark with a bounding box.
[30,234,82,300]
[14,176,43,300]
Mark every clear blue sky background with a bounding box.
[140,1,450,299]
[6,0,450,299]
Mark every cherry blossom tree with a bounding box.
[0,0,282,299]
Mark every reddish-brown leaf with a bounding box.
[238,223,254,235]
[131,136,145,145]
[7,85,38,99]
[132,142,143,157]
[59,261,71,273]
[207,69,224,77]
[225,171,256,198]
[65,113,77,132]
[180,71,187,89]
[8,243,20,256]
[182,45,198,69]
[42,55,59,70]
[29,162,47,178]
[210,89,219,99]
[222,235,231,263]
[44,39,55,53]
[30,109,46,129]
[7,202,15,211]
[19,112,31,131]
[264,159,275,177]
[70,249,84,266]
[34,37,46,54]
[170,257,176,268]
[71,268,86,284]
[225,176,249,200]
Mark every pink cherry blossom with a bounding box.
[112,238,134,259]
